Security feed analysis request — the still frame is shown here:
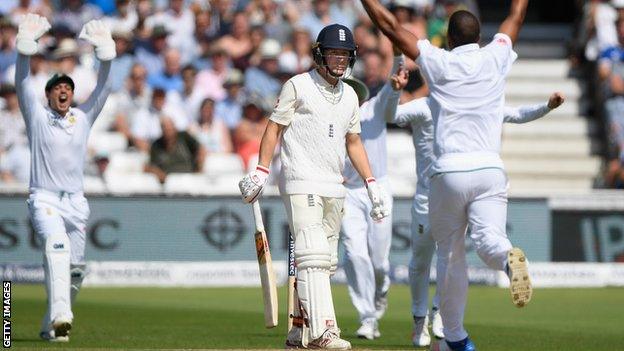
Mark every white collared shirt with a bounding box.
[416,33,517,173]
[270,69,360,197]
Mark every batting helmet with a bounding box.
[312,24,357,78]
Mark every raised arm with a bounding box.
[15,14,50,121]
[77,19,116,125]
[498,0,529,44]
[503,92,564,124]
[367,54,405,124]
[359,0,420,60]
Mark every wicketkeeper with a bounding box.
[239,24,389,350]
[15,13,115,342]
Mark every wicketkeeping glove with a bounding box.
[239,165,270,203]
[16,13,50,56]
[366,177,390,221]
[79,19,116,61]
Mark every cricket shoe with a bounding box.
[285,326,303,349]
[430,337,476,351]
[308,328,351,350]
[374,296,388,319]
[507,247,532,308]
[412,314,431,347]
[356,318,380,340]
[430,308,444,339]
[39,329,69,342]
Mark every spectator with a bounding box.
[233,24,267,71]
[600,16,624,152]
[145,116,207,183]
[135,24,169,76]
[102,0,139,33]
[0,18,17,83]
[196,45,231,100]
[0,83,28,184]
[54,0,102,35]
[297,0,352,39]
[9,0,53,24]
[584,0,621,61]
[215,68,245,129]
[168,65,208,126]
[109,29,135,93]
[189,98,233,153]
[145,0,197,65]
[244,38,281,106]
[232,95,268,168]
[194,10,219,43]
[147,48,184,92]
[361,50,385,97]
[216,11,252,61]
[278,27,313,74]
[50,38,96,104]
[131,88,186,152]
[113,63,153,144]
[247,0,291,43]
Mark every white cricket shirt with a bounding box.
[270,69,360,197]
[416,33,517,173]
[15,54,112,193]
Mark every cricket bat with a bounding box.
[252,200,279,328]
[286,231,296,332]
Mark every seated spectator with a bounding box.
[244,39,282,105]
[168,65,208,126]
[131,88,187,152]
[145,0,197,65]
[113,63,152,144]
[102,0,138,33]
[278,27,313,75]
[600,16,624,152]
[50,38,96,104]
[189,98,233,154]
[233,95,269,168]
[196,45,231,101]
[296,0,353,39]
[108,29,135,93]
[361,50,385,98]
[0,18,17,83]
[216,11,253,61]
[215,69,245,129]
[145,117,206,183]
[0,84,26,153]
[135,24,168,76]
[54,0,102,35]
[147,48,184,92]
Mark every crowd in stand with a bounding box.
[0,0,475,187]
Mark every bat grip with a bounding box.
[252,200,264,231]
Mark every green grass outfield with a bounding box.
[7,284,624,350]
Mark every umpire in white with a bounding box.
[15,14,115,342]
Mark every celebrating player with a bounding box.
[389,92,565,347]
[358,0,530,350]
[15,14,115,342]
[340,47,407,340]
[239,23,389,350]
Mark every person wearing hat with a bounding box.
[134,24,169,76]
[244,38,282,105]
[14,14,116,342]
[238,24,389,349]
[214,68,245,129]
[340,46,407,341]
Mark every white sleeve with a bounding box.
[390,97,430,127]
[78,60,112,126]
[347,101,361,134]
[416,39,445,84]
[361,55,403,123]
[15,54,43,124]
[269,80,297,126]
[503,103,551,124]
[484,33,518,76]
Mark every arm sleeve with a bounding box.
[503,103,551,124]
[389,97,430,126]
[15,53,41,123]
[269,80,297,126]
[484,33,518,76]
[79,60,112,126]
[416,39,444,84]
[347,102,361,134]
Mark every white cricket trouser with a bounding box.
[409,209,441,318]
[342,181,393,322]
[28,189,90,264]
[429,168,512,342]
[282,193,344,338]
[28,189,90,331]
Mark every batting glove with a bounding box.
[366,177,390,220]
[16,13,50,56]
[239,165,270,203]
[79,19,116,61]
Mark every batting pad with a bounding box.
[70,263,86,304]
[295,224,336,341]
[44,232,72,325]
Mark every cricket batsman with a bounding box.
[15,14,115,342]
[239,24,389,350]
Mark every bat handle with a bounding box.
[252,200,264,231]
